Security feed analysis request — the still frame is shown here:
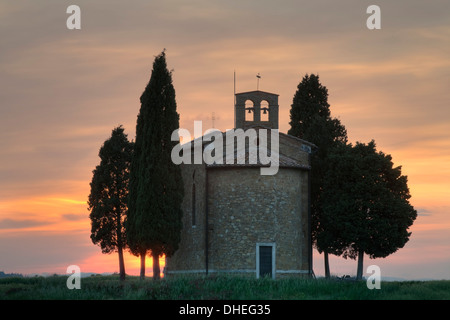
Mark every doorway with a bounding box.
[256,243,275,279]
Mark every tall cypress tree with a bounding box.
[126,51,184,280]
[88,126,133,281]
[288,74,347,278]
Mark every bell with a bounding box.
[248,109,252,114]
[263,109,267,114]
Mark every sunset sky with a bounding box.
[1,0,449,280]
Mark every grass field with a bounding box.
[1,274,449,300]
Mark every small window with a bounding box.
[192,183,196,227]
[260,100,269,122]
[245,100,254,122]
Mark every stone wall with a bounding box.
[165,163,206,273]
[207,167,310,277]
[279,134,311,166]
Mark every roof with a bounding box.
[235,90,279,97]
[246,125,317,149]
[206,151,310,170]
[178,127,314,170]
[183,126,317,149]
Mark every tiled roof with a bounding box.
[178,127,313,169]
[206,150,310,169]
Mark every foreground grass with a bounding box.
[0,275,449,300]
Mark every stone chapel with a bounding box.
[165,90,316,279]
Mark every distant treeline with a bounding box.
[0,271,23,278]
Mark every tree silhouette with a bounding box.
[321,141,417,279]
[288,73,347,278]
[126,51,184,280]
[88,126,133,281]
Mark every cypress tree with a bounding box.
[288,74,347,278]
[88,126,133,281]
[126,51,184,280]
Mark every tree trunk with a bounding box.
[152,251,161,280]
[356,249,364,280]
[140,251,146,280]
[118,245,126,281]
[116,214,126,281]
[324,251,330,279]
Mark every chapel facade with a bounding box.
[165,90,315,279]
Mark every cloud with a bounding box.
[416,208,432,217]
[61,213,87,221]
[0,218,49,230]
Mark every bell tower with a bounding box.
[234,90,279,129]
